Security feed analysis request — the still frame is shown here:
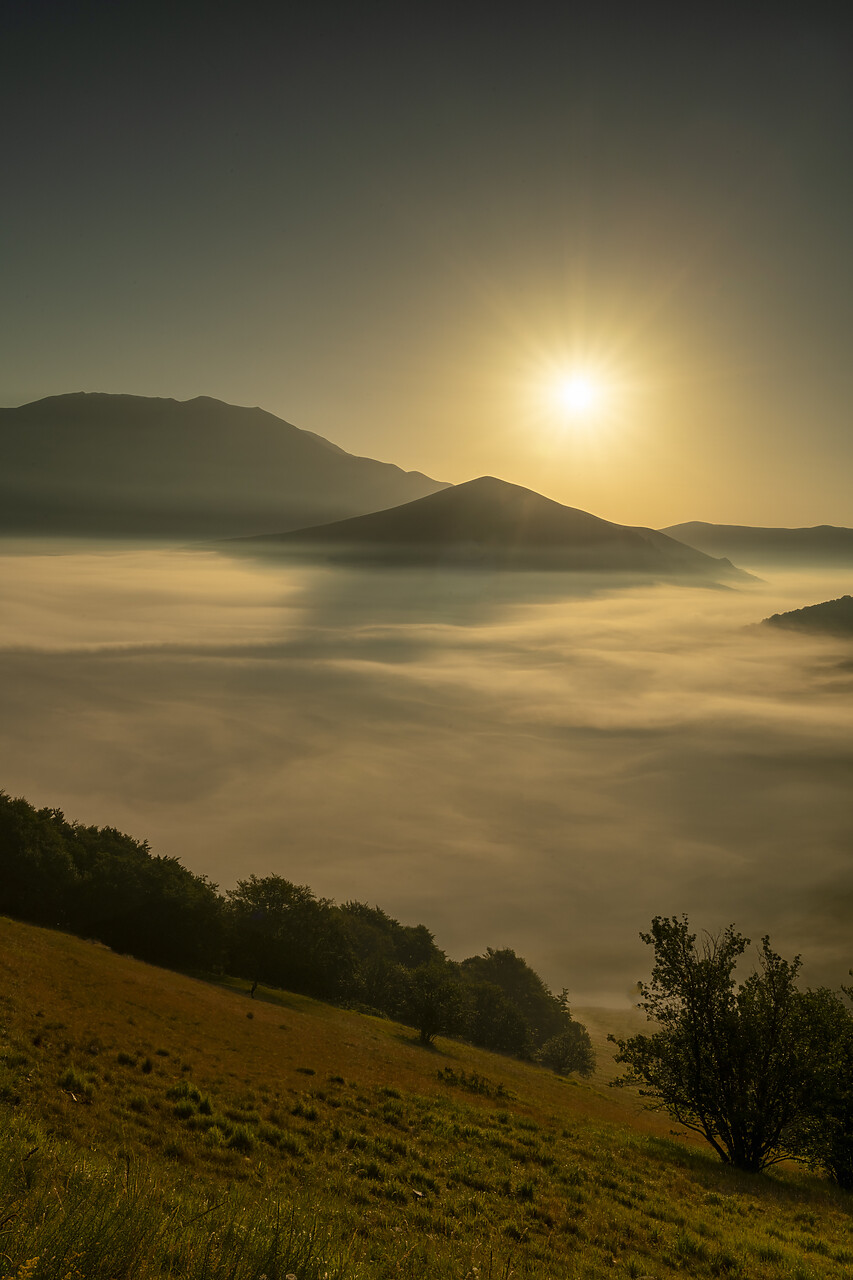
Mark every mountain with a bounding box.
[245,475,746,578]
[663,520,853,567]
[0,393,448,537]
[764,595,853,637]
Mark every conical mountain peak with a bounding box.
[252,476,743,580]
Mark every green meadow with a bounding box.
[1,915,852,1279]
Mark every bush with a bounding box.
[538,1023,595,1077]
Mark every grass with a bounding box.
[2,914,853,1278]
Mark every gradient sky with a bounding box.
[3,4,853,527]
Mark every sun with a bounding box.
[551,371,605,418]
[521,352,626,443]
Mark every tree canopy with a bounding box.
[611,916,847,1173]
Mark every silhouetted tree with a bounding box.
[611,916,830,1172]
[404,962,465,1045]
[227,875,352,1001]
[462,947,570,1046]
[0,795,78,927]
[464,980,533,1055]
[0,793,222,967]
[793,985,853,1189]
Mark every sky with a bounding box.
[3,4,853,526]
[1,543,852,1004]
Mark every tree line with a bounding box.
[0,791,593,1074]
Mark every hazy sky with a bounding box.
[3,5,853,526]
[2,542,852,1004]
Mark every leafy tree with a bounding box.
[461,947,570,1046]
[794,985,853,1189]
[396,922,442,969]
[0,794,222,968]
[538,1023,596,1077]
[0,795,79,927]
[404,962,465,1045]
[335,908,404,1013]
[227,875,352,1001]
[338,901,444,1013]
[611,916,830,1172]
[465,980,532,1055]
[76,845,222,968]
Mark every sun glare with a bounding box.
[553,372,603,417]
[518,349,630,448]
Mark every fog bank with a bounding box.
[1,540,851,1003]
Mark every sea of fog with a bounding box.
[1,538,851,1004]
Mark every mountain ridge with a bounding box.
[664,520,853,566]
[0,392,448,538]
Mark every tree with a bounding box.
[611,916,829,1172]
[0,794,79,927]
[465,980,533,1055]
[461,947,570,1047]
[794,985,853,1189]
[227,875,353,1001]
[404,962,465,1046]
[538,1023,595,1077]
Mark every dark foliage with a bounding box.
[403,962,467,1045]
[464,980,533,1056]
[794,985,853,1189]
[538,1023,596,1077]
[611,916,842,1173]
[461,948,572,1047]
[0,790,591,1068]
[226,876,353,1002]
[0,793,221,968]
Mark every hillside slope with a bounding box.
[2,916,851,1280]
[0,393,447,537]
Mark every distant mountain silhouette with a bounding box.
[245,476,746,578]
[764,596,853,637]
[664,521,853,567]
[0,393,448,537]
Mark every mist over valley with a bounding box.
[2,525,851,1005]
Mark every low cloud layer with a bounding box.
[1,540,851,1003]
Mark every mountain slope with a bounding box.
[0,392,448,537]
[764,595,853,636]
[664,520,853,566]
[250,475,745,578]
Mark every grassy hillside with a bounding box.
[1,917,852,1279]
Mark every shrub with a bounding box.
[537,1023,595,1077]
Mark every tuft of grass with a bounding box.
[227,1123,255,1153]
[58,1066,96,1100]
